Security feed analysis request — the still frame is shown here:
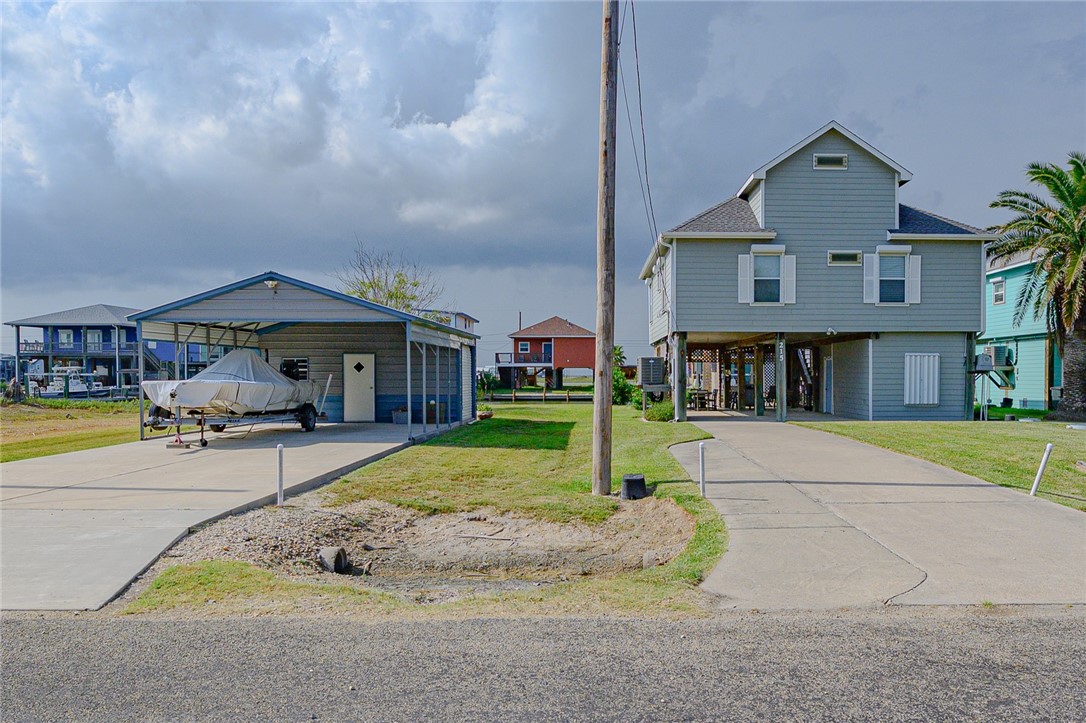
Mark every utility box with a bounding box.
[974,352,994,372]
[636,357,666,387]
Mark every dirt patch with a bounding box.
[126,488,695,606]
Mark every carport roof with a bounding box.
[129,271,477,340]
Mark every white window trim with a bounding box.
[813,153,848,170]
[751,247,785,305]
[58,329,74,346]
[827,250,863,266]
[517,341,530,354]
[992,278,1006,305]
[866,247,919,306]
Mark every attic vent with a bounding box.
[814,153,848,170]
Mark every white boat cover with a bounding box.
[142,349,323,416]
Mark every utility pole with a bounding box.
[592,0,619,496]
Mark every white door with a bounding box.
[343,353,375,422]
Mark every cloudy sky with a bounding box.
[2,1,1084,363]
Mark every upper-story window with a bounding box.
[992,279,1006,305]
[813,153,848,170]
[753,253,782,303]
[864,247,921,305]
[58,329,74,347]
[827,250,862,266]
[738,245,796,305]
[518,341,530,354]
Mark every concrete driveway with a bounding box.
[672,414,1086,609]
[1,423,435,610]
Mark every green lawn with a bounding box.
[1,427,140,463]
[129,403,727,617]
[798,421,1086,512]
[1,399,140,463]
[974,406,1050,421]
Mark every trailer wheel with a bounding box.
[200,439,209,447]
[299,403,317,432]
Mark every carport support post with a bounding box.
[434,345,440,430]
[775,334,787,422]
[137,322,145,439]
[405,323,413,440]
[754,345,765,416]
[421,342,427,434]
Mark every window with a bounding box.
[518,341,530,354]
[85,330,102,351]
[813,153,848,170]
[58,329,74,347]
[863,248,920,305]
[827,250,862,266]
[879,254,907,303]
[279,357,309,381]
[992,279,1006,305]
[753,253,782,303]
[738,246,796,305]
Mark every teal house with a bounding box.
[978,251,1063,409]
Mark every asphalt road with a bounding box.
[3,608,1084,721]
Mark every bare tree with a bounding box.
[334,241,445,313]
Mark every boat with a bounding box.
[141,349,324,418]
[38,366,108,398]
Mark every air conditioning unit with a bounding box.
[636,357,666,386]
[974,353,994,372]
[983,345,1013,368]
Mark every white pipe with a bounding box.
[318,373,332,416]
[1030,443,1053,496]
[277,444,285,506]
[699,441,706,498]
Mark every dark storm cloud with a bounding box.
[2,1,1084,358]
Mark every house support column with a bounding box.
[672,332,687,422]
[82,325,89,375]
[114,325,122,386]
[722,348,731,410]
[13,325,20,388]
[754,345,765,416]
[421,342,428,434]
[47,325,53,378]
[775,334,788,422]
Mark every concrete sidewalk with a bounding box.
[672,415,1086,609]
[1,423,436,610]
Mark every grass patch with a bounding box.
[975,406,1050,421]
[1,427,139,463]
[324,403,709,525]
[123,560,402,615]
[1,400,140,462]
[797,420,1086,512]
[129,404,727,618]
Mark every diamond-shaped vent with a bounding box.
[353,362,365,373]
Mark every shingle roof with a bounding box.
[987,249,1039,272]
[510,316,594,339]
[5,304,140,328]
[667,197,768,234]
[895,205,986,235]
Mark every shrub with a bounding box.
[644,400,675,422]
[612,366,635,406]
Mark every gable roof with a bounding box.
[129,271,477,339]
[738,120,912,197]
[5,304,139,328]
[667,197,768,235]
[987,249,1039,273]
[511,316,594,339]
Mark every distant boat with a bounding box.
[38,366,108,398]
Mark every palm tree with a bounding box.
[988,152,1086,420]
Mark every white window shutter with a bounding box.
[904,353,940,405]
[782,255,796,304]
[863,254,877,303]
[738,255,753,304]
[907,255,921,304]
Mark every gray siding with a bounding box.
[747,182,763,226]
[871,332,971,420]
[647,250,672,344]
[830,339,870,420]
[673,238,982,332]
[152,281,400,323]
[671,130,983,334]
